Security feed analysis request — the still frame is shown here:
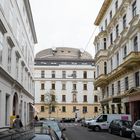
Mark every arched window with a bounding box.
[94,107,98,113]
[94,95,98,102]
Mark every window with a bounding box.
[123,14,126,29]
[104,62,107,74]
[83,106,87,113]
[62,95,66,102]
[123,45,127,58]
[52,83,55,90]
[73,84,76,90]
[72,94,77,102]
[115,0,118,11]
[116,24,119,38]
[116,52,119,66]
[62,71,66,78]
[118,81,121,94]
[110,33,113,45]
[52,71,55,78]
[104,38,106,50]
[7,47,12,73]
[73,106,76,112]
[73,71,76,78]
[134,36,138,51]
[41,95,45,102]
[111,58,113,71]
[107,86,109,97]
[83,71,87,79]
[41,83,45,90]
[41,71,45,78]
[97,65,99,77]
[62,106,66,112]
[135,71,139,87]
[83,84,87,90]
[62,84,66,90]
[125,77,129,90]
[83,95,87,102]
[112,84,114,95]
[0,31,3,64]
[41,106,45,112]
[132,0,137,17]
[51,106,55,112]
[105,19,107,28]
[110,11,112,20]
[94,107,98,113]
[51,95,55,102]
[94,95,98,102]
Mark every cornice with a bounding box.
[94,0,112,25]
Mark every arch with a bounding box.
[13,92,19,115]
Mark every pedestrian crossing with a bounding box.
[60,123,81,128]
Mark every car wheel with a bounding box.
[119,130,123,137]
[94,126,100,132]
[131,132,136,140]
[108,128,112,134]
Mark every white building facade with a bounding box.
[94,0,140,122]
[34,47,101,120]
[0,0,37,127]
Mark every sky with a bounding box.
[30,0,104,58]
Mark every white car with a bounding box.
[131,120,140,140]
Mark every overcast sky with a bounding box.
[30,0,103,58]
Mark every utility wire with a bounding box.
[83,26,97,52]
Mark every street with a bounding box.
[61,123,130,140]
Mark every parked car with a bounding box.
[88,114,132,131]
[131,120,140,140]
[81,118,94,127]
[43,120,66,140]
[108,119,132,137]
[33,121,60,140]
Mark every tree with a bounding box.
[45,91,57,118]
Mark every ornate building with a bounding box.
[34,47,101,120]
[0,0,37,127]
[94,0,140,122]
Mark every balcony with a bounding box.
[107,52,140,81]
[94,74,108,87]
[122,52,140,69]
[95,49,108,62]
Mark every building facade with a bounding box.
[34,47,101,120]
[0,0,37,127]
[94,0,140,122]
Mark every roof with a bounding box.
[94,0,112,26]
[35,47,93,59]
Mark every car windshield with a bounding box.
[34,122,49,134]
[122,121,132,126]
[43,121,60,132]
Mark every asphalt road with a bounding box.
[62,123,130,140]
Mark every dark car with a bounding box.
[108,119,132,137]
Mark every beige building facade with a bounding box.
[34,47,101,120]
[94,0,140,122]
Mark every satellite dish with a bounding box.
[80,48,84,53]
[52,47,56,51]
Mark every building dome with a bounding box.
[35,47,92,59]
